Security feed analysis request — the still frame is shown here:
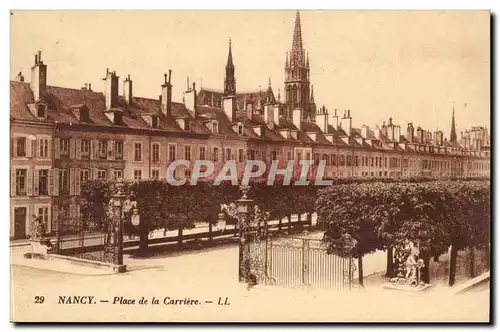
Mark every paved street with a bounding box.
[10,244,489,322]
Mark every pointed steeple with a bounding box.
[285,52,289,68]
[224,38,236,96]
[310,84,315,103]
[306,53,310,69]
[226,37,234,69]
[291,11,304,65]
[450,104,457,143]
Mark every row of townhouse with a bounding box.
[10,51,490,239]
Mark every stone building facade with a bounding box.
[9,12,490,239]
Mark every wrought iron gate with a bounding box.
[246,236,353,290]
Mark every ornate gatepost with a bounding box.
[104,179,126,266]
[235,185,253,283]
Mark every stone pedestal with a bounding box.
[30,239,51,255]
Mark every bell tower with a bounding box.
[284,11,311,121]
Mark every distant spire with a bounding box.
[285,52,289,68]
[224,38,236,96]
[306,52,310,69]
[310,84,315,103]
[450,103,457,143]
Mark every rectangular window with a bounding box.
[340,155,345,166]
[81,139,91,157]
[185,145,192,161]
[15,169,27,196]
[114,141,123,160]
[168,144,176,162]
[98,140,107,159]
[238,149,244,163]
[80,169,90,183]
[271,151,278,161]
[152,143,160,162]
[59,169,70,194]
[38,138,49,158]
[134,169,142,181]
[331,154,336,166]
[199,146,206,160]
[297,152,302,161]
[38,169,49,196]
[151,169,160,179]
[287,151,292,161]
[225,148,231,161]
[212,148,219,162]
[16,137,27,157]
[306,152,311,160]
[97,169,107,180]
[37,206,49,228]
[134,142,142,162]
[60,138,70,156]
[113,169,123,179]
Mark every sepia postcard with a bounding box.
[9,10,491,323]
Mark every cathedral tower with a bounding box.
[224,38,236,96]
[284,11,312,121]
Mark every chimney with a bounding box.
[223,95,236,122]
[88,83,92,91]
[381,121,388,137]
[361,125,369,139]
[407,123,414,143]
[315,105,329,133]
[30,50,47,101]
[374,125,381,140]
[103,68,119,110]
[245,99,254,119]
[161,70,173,118]
[264,104,275,128]
[183,79,197,118]
[15,72,24,82]
[123,74,133,104]
[273,105,280,127]
[292,108,302,130]
[341,109,352,136]
[387,118,395,141]
[394,125,401,143]
[416,127,424,143]
[330,109,339,130]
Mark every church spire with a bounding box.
[450,104,457,143]
[291,10,304,65]
[310,84,315,103]
[224,38,236,96]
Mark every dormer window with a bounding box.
[152,115,159,129]
[105,108,124,126]
[71,104,90,122]
[37,104,47,118]
[212,121,219,134]
[237,124,244,135]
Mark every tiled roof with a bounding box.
[197,87,276,111]
[10,81,208,135]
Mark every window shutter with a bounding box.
[75,138,81,160]
[27,169,33,196]
[69,139,76,159]
[90,140,95,160]
[11,138,17,157]
[47,138,52,159]
[75,168,81,195]
[10,169,16,196]
[108,140,115,160]
[54,138,60,159]
[53,168,59,196]
[91,168,98,180]
[26,139,32,158]
[52,204,59,232]
[33,169,40,196]
[69,168,75,196]
[48,169,54,196]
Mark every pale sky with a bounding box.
[10,10,490,137]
